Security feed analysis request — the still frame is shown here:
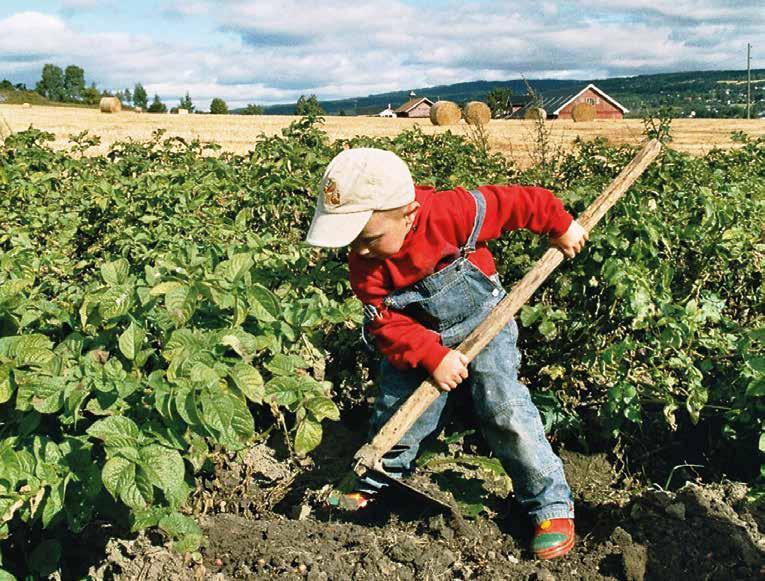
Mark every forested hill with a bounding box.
[262,69,765,118]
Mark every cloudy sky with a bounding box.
[0,1,761,109]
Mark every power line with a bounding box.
[747,43,752,120]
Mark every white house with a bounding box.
[377,104,396,118]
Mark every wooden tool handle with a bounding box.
[353,139,662,474]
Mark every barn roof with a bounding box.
[394,97,434,113]
[509,83,628,118]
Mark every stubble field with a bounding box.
[1,103,764,165]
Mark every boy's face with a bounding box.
[351,201,419,260]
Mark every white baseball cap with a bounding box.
[304,148,415,247]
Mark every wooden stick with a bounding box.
[353,139,662,475]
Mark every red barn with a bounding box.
[394,96,434,118]
[553,84,628,120]
[510,83,628,120]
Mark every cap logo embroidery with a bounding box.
[324,177,341,206]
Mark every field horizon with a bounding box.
[2,103,764,167]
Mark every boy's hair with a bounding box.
[304,148,414,248]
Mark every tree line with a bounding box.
[4,64,365,117]
[0,63,268,115]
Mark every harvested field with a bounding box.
[1,103,763,166]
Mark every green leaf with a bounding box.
[130,507,168,532]
[101,456,134,499]
[248,284,281,323]
[158,512,201,538]
[219,328,261,362]
[519,305,540,327]
[538,320,557,340]
[149,281,184,296]
[31,376,66,414]
[29,539,61,577]
[0,366,14,405]
[98,286,133,320]
[158,512,202,552]
[174,387,201,426]
[118,321,146,361]
[41,479,66,528]
[165,284,197,326]
[199,389,233,433]
[294,417,322,456]
[215,252,253,284]
[230,363,264,403]
[86,415,141,449]
[304,397,340,422]
[266,353,308,376]
[265,376,300,407]
[227,393,255,439]
[139,444,185,497]
[748,357,765,374]
[101,258,130,286]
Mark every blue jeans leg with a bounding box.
[356,359,449,495]
[470,320,575,524]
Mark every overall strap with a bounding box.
[461,189,486,257]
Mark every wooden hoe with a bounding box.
[337,139,663,513]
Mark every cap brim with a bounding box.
[304,208,373,248]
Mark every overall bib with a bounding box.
[359,190,575,524]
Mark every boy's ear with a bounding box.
[403,200,420,220]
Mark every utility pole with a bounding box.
[747,43,752,119]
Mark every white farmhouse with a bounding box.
[377,104,396,118]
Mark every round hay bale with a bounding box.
[99,97,122,113]
[464,101,491,125]
[524,107,547,121]
[21,103,31,108]
[134,107,143,114]
[177,108,189,115]
[429,101,461,126]
[571,102,596,122]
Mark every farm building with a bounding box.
[377,104,396,118]
[510,84,628,120]
[394,95,434,118]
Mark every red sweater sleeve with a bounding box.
[349,253,450,374]
[473,185,573,240]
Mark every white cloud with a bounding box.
[0,2,762,108]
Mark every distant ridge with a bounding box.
[257,68,765,118]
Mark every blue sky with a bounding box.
[0,1,761,109]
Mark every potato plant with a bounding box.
[0,116,762,575]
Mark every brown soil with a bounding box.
[89,429,764,581]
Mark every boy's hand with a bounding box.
[551,220,588,259]
[432,350,469,391]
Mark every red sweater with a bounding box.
[349,185,573,375]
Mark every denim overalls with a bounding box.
[359,190,575,524]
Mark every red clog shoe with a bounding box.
[326,490,372,511]
[531,518,575,560]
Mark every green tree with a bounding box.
[295,94,324,116]
[147,93,167,113]
[35,64,66,101]
[179,92,194,113]
[63,65,85,101]
[124,87,132,106]
[82,83,100,105]
[486,87,513,118]
[241,103,264,115]
[133,83,148,109]
[0,79,14,91]
[210,97,228,114]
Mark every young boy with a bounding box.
[305,148,587,560]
